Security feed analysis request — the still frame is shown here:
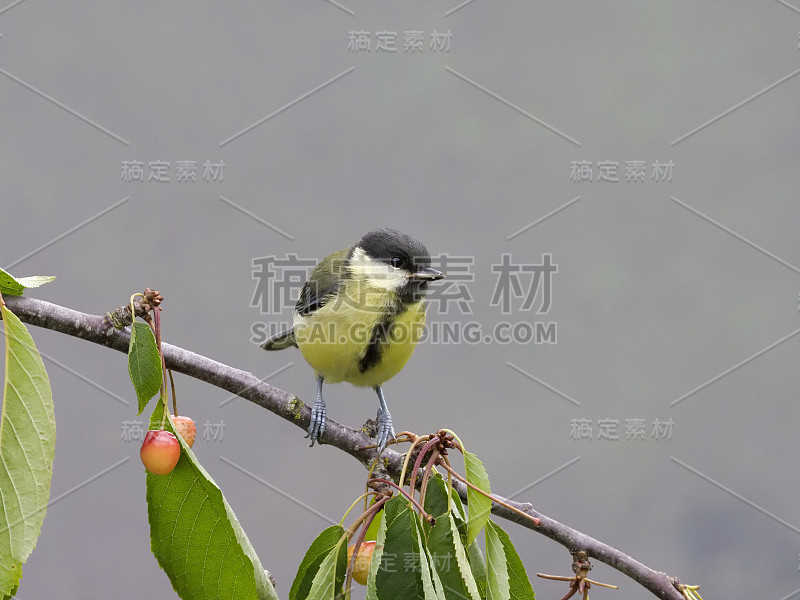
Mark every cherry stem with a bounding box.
[343,495,388,595]
[438,461,540,527]
[151,302,169,416]
[399,435,430,491]
[129,293,143,319]
[168,369,177,416]
[364,432,416,509]
[368,478,435,525]
[364,446,390,512]
[417,447,441,512]
[437,453,455,513]
[344,493,388,539]
[340,491,379,527]
[439,428,465,453]
[409,436,442,500]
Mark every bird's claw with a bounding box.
[305,397,326,446]
[375,407,396,455]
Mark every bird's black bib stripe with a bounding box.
[358,302,408,374]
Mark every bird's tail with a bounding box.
[260,328,297,351]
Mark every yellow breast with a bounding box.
[294,291,427,387]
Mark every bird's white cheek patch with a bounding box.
[348,247,407,291]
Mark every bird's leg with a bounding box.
[305,375,326,446]
[373,385,396,454]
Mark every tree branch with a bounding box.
[3,294,685,600]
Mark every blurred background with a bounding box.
[2,2,799,598]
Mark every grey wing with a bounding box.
[295,280,338,316]
[262,250,346,350]
[295,251,346,316]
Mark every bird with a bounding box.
[261,228,444,453]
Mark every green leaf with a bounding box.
[422,473,467,543]
[464,451,492,546]
[290,525,346,600]
[0,269,24,296]
[0,303,56,599]
[0,268,55,296]
[146,402,277,600]
[365,500,388,600]
[485,521,508,600]
[370,495,441,600]
[304,536,348,600]
[422,474,448,538]
[485,521,534,600]
[422,473,449,519]
[427,513,481,600]
[375,496,423,599]
[417,523,446,600]
[13,275,56,289]
[364,501,384,542]
[129,322,163,414]
[467,541,487,599]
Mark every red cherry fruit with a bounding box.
[140,430,180,475]
[172,416,196,448]
[347,540,377,585]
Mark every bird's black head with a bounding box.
[355,228,445,302]
[357,228,431,271]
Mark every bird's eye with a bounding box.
[390,257,402,268]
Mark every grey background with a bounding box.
[2,2,800,598]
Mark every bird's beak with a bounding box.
[408,267,445,281]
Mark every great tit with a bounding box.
[261,228,444,452]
